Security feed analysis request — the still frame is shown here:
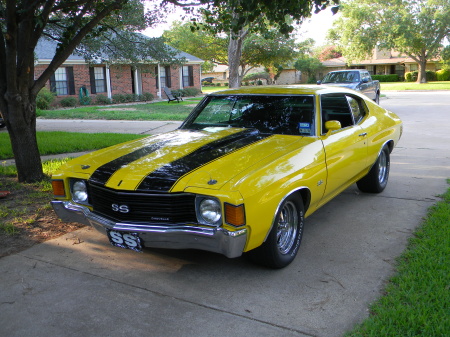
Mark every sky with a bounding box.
[143,7,340,47]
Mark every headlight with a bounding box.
[197,197,222,226]
[71,180,88,204]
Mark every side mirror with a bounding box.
[362,78,369,83]
[324,120,341,135]
[317,80,322,85]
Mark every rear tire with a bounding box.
[248,195,304,269]
[357,146,390,193]
[374,92,380,104]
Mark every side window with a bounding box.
[321,94,354,133]
[362,71,370,82]
[346,95,367,124]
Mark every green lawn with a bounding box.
[381,81,450,91]
[0,131,144,159]
[37,97,203,121]
[346,181,450,336]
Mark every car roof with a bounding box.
[209,85,361,96]
[328,69,366,73]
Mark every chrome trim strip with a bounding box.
[51,200,247,258]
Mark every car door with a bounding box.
[318,94,368,206]
[360,71,374,99]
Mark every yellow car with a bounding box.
[51,86,402,268]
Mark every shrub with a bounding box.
[224,83,228,87]
[171,89,184,97]
[141,92,154,101]
[372,74,400,82]
[182,87,201,97]
[405,71,418,82]
[79,96,92,105]
[112,94,126,104]
[426,70,436,81]
[436,69,450,81]
[124,93,137,103]
[36,87,55,110]
[257,80,263,85]
[59,96,78,107]
[95,94,112,105]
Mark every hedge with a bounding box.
[372,74,400,82]
[405,70,437,82]
[436,69,450,81]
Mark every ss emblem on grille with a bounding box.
[112,204,130,213]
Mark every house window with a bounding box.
[89,67,107,94]
[182,65,194,87]
[410,64,418,72]
[160,66,171,88]
[50,67,75,95]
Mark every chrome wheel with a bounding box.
[276,201,299,254]
[248,195,304,268]
[378,150,388,184]
[357,145,390,193]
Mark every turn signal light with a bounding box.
[52,180,66,197]
[224,203,245,227]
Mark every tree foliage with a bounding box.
[0,0,176,182]
[165,0,340,87]
[294,56,325,83]
[316,45,342,61]
[328,0,450,83]
[164,21,301,83]
[162,20,228,65]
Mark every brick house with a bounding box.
[319,48,442,80]
[34,39,203,101]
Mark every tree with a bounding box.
[166,0,340,87]
[316,45,342,61]
[164,21,301,84]
[0,0,176,183]
[162,20,228,66]
[328,0,450,83]
[294,56,325,83]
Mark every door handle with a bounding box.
[359,132,367,137]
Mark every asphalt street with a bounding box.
[0,91,449,337]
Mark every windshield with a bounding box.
[182,95,315,136]
[322,71,361,84]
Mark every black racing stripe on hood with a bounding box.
[89,140,172,186]
[136,129,271,192]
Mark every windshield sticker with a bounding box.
[298,122,311,134]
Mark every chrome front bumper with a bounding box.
[51,200,247,258]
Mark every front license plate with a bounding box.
[106,230,143,252]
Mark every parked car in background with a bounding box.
[201,77,215,84]
[51,86,402,268]
[318,70,381,104]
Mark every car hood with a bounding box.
[62,128,303,192]
[321,83,358,90]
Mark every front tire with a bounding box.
[357,146,390,193]
[248,195,304,269]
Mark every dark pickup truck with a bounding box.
[318,70,381,104]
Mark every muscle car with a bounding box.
[51,86,402,268]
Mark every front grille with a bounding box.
[89,184,197,224]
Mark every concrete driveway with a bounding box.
[1,92,449,337]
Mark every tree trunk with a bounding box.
[4,96,44,183]
[416,60,427,83]
[228,30,246,88]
